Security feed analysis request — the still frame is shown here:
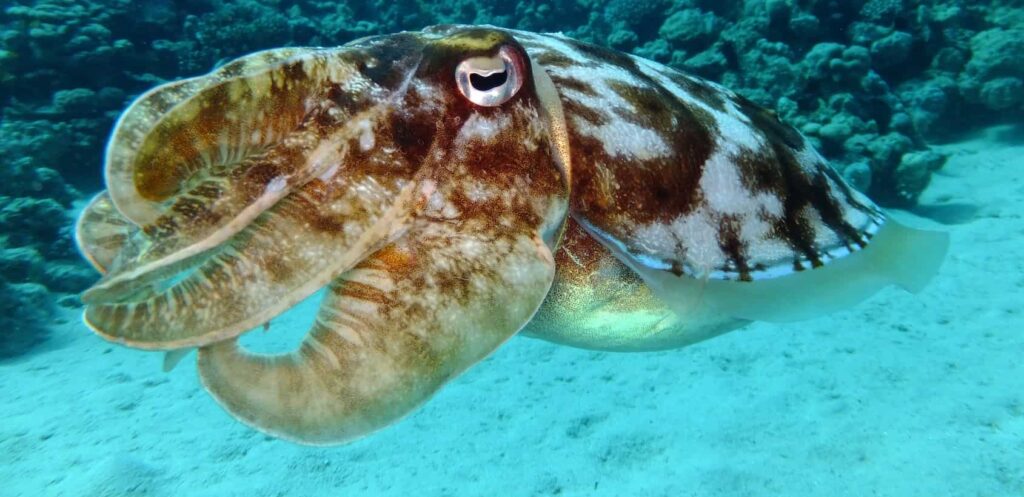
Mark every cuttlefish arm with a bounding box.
[82,172,420,350]
[76,193,196,369]
[198,209,558,445]
[75,192,134,275]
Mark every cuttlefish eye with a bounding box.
[455,45,525,107]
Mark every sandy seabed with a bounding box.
[2,127,1022,497]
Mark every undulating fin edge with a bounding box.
[615,216,949,323]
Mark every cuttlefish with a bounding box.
[75,25,948,445]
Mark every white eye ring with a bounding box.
[455,46,524,107]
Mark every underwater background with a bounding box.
[1,0,1022,495]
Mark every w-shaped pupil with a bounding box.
[470,71,508,91]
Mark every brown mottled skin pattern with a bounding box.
[74,25,905,445]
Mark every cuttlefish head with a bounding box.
[76,27,571,444]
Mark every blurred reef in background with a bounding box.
[1,0,1021,355]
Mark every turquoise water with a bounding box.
[2,1,1023,496]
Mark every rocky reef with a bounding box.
[0,119,94,356]
[1,0,1020,355]
[592,0,1022,204]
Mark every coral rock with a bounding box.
[659,9,720,48]
[895,150,947,203]
[842,162,874,193]
[979,77,1024,111]
[871,31,914,68]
